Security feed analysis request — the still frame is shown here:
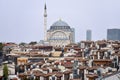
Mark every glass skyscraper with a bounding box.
[107,29,120,41]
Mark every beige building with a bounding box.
[17,57,28,65]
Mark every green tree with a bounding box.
[3,64,8,80]
[23,77,28,80]
[29,41,37,45]
[0,42,3,51]
[19,42,27,46]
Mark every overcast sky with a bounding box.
[0,0,120,43]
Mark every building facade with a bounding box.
[86,29,92,41]
[47,19,75,47]
[107,29,120,41]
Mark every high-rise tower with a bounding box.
[86,29,92,41]
[107,29,120,40]
[44,3,47,41]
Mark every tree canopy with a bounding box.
[29,41,37,45]
[0,43,3,51]
[3,64,8,80]
[19,42,27,46]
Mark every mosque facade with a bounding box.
[44,4,75,47]
[47,19,75,47]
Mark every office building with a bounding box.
[86,29,92,41]
[107,29,120,41]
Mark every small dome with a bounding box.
[51,19,69,27]
[50,19,70,30]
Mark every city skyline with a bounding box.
[0,0,120,43]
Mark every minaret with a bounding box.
[44,3,47,41]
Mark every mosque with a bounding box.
[43,4,75,47]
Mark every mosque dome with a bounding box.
[50,19,70,30]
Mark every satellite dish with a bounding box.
[105,67,112,73]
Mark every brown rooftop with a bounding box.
[87,66,101,70]
[63,70,72,74]
[70,79,81,80]
[93,59,112,62]
[79,66,88,70]
[86,74,98,78]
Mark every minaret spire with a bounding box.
[44,3,47,41]
[44,3,47,10]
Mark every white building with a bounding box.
[97,71,120,80]
[47,19,75,47]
